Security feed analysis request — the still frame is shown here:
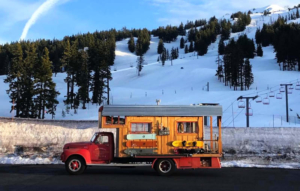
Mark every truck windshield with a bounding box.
[90,133,97,142]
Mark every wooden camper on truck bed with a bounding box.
[99,104,223,158]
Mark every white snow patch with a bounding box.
[222,161,300,169]
[0,155,63,165]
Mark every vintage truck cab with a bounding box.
[61,132,114,175]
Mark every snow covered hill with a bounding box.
[1,4,300,127]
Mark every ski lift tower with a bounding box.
[237,95,258,127]
[280,84,293,122]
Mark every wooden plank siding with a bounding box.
[102,116,219,157]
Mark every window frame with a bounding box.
[130,122,152,134]
[177,121,199,134]
[105,116,126,125]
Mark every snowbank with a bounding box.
[0,117,98,153]
[1,118,300,166]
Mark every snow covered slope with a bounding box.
[1,4,300,127]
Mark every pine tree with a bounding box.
[178,22,186,36]
[22,43,37,118]
[197,39,208,56]
[60,40,72,106]
[180,37,185,49]
[257,44,263,57]
[184,45,189,54]
[296,8,300,18]
[135,29,150,56]
[166,49,170,60]
[77,49,90,109]
[4,43,23,117]
[136,55,144,76]
[218,40,225,55]
[189,41,194,52]
[244,58,253,90]
[34,48,59,119]
[171,47,178,65]
[157,39,164,54]
[215,54,224,82]
[128,35,135,53]
[255,28,261,44]
[160,48,167,66]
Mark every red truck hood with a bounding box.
[63,142,92,149]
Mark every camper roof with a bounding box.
[101,105,222,117]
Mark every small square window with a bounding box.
[105,116,126,125]
[113,116,119,124]
[131,123,151,133]
[178,122,198,133]
[119,116,125,124]
[106,116,112,124]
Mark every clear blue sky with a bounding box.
[0,0,298,43]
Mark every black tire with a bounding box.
[65,156,86,175]
[155,159,175,176]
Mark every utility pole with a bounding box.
[237,96,258,127]
[207,82,209,92]
[280,84,293,122]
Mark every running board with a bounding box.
[87,163,152,167]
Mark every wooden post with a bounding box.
[210,116,213,151]
[218,116,222,154]
[199,117,203,141]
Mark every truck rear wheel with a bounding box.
[65,156,86,175]
[155,159,175,176]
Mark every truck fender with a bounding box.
[64,148,92,164]
[151,159,158,168]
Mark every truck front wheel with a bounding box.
[155,159,175,176]
[65,156,86,175]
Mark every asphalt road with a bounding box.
[0,164,299,191]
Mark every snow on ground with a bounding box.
[1,4,300,128]
[0,154,63,165]
[221,161,300,169]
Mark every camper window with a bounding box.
[131,123,152,133]
[106,116,126,125]
[177,122,198,133]
[106,116,112,124]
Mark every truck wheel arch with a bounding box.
[152,158,177,169]
[65,154,87,165]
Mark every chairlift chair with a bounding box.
[238,100,245,108]
[289,85,294,90]
[295,82,300,90]
[288,89,293,94]
[245,108,253,116]
[280,87,285,92]
[276,92,282,99]
[269,91,275,97]
[263,97,270,105]
[256,96,262,103]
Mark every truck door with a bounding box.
[90,133,112,161]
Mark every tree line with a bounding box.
[255,16,300,71]
[0,29,123,119]
[216,34,256,90]
[4,43,59,119]
[230,12,251,33]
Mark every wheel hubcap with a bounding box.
[69,159,81,172]
[159,160,171,173]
